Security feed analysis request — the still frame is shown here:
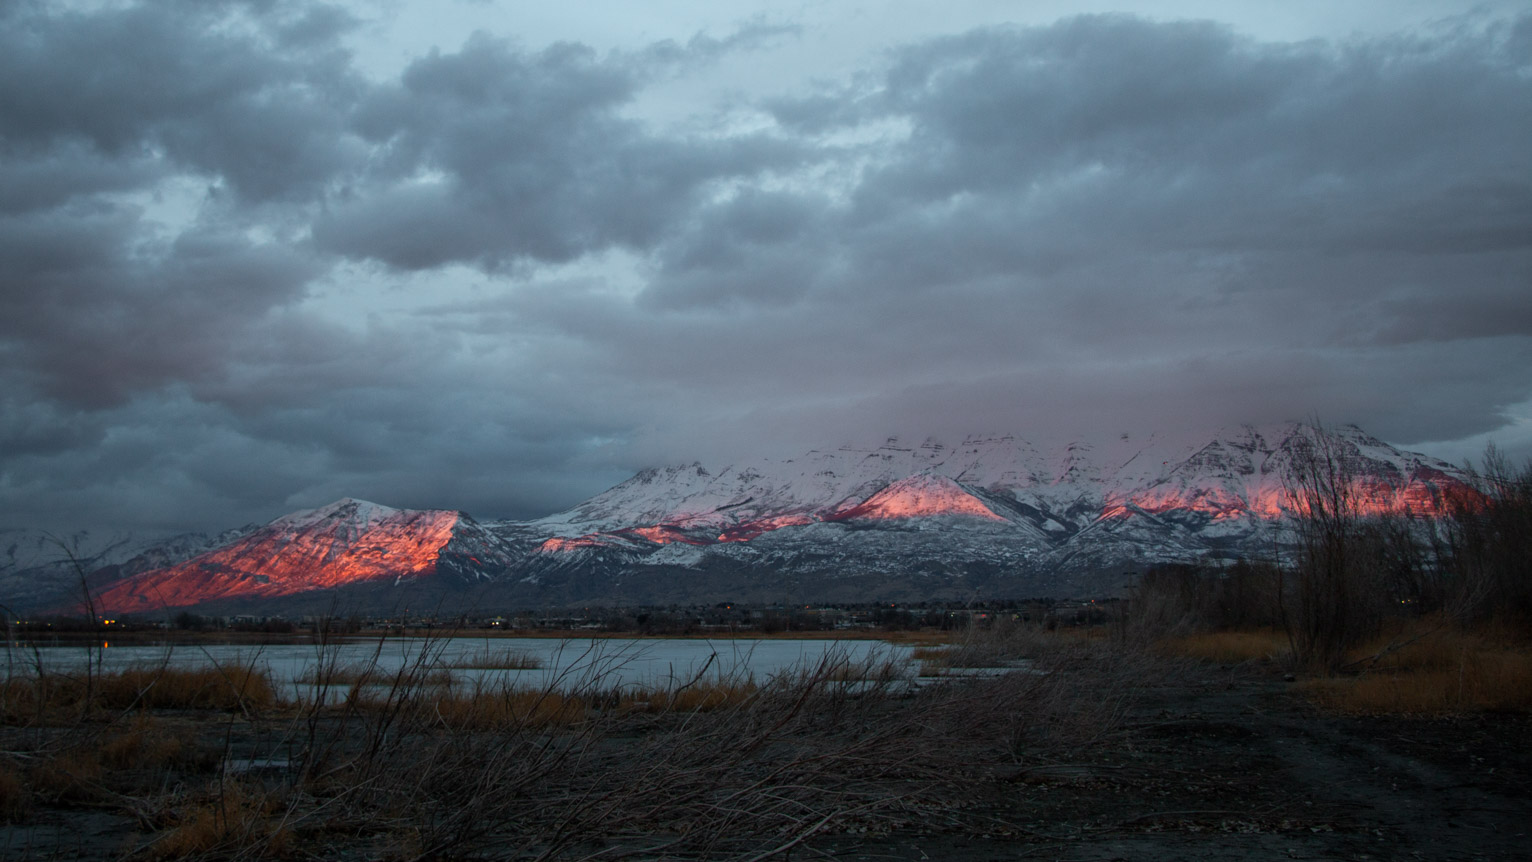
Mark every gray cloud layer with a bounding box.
[2,1,1529,533]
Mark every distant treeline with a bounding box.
[10,597,1123,638]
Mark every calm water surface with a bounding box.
[4,637,915,696]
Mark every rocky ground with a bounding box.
[809,668,1530,861]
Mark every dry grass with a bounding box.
[427,687,588,730]
[100,712,186,770]
[0,664,277,719]
[617,680,758,713]
[0,629,1160,860]
[822,655,908,682]
[439,647,542,670]
[295,661,453,688]
[146,781,290,860]
[27,750,105,804]
[99,665,277,711]
[1156,629,1292,664]
[340,682,589,730]
[343,677,763,727]
[1301,625,1532,714]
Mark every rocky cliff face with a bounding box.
[21,423,1476,614]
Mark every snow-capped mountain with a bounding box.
[496,423,1471,603]
[0,526,266,612]
[11,422,1476,614]
[521,423,1463,563]
[1,528,149,611]
[89,499,524,614]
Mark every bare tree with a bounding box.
[1283,421,1386,671]
[1443,444,1532,625]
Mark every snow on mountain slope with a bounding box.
[92,499,516,613]
[517,423,1471,577]
[2,528,153,610]
[824,472,1008,522]
[533,433,1179,538]
[42,422,1477,614]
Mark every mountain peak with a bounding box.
[57,423,1480,614]
[93,499,468,613]
[828,473,1006,522]
[273,497,398,529]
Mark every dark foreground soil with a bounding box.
[805,669,1531,862]
[2,664,1527,861]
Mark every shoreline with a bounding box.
[4,626,957,648]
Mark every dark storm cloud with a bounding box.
[1,0,797,532]
[641,189,836,309]
[0,0,362,416]
[314,33,803,269]
[0,0,363,203]
[2,3,1530,535]
[618,13,1531,451]
[0,209,321,408]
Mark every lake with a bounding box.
[2,636,918,698]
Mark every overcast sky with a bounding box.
[3,0,1530,534]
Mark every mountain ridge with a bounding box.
[12,422,1476,614]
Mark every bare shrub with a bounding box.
[439,646,542,670]
[28,749,106,805]
[1122,560,1287,650]
[99,712,185,770]
[0,629,1161,858]
[1284,422,1393,670]
[235,634,1151,859]
[0,758,28,823]
[144,780,290,860]
[1439,445,1532,626]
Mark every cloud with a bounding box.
[1,4,1530,534]
[315,34,805,269]
[614,13,1532,449]
[0,0,365,203]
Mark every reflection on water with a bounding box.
[2,637,914,699]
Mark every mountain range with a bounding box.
[3,423,1473,616]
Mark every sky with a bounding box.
[2,0,1530,535]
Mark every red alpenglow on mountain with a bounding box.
[823,474,1008,523]
[78,423,1476,613]
[91,499,507,613]
[529,424,1467,552]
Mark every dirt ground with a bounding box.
[806,667,1531,861]
[2,663,1527,860]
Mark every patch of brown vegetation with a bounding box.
[438,647,542,670]
[1156,630,1292,664]
[1300,624,1532,715]
[99,713,185,770]
[1,664,277,722]
[145,781,290,860]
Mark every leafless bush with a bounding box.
[1439,445,1532,626]
[234,632,1145,859]
[1282,422,1400,670]
[0,626,1157,859]
[1123,559,1286,644]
